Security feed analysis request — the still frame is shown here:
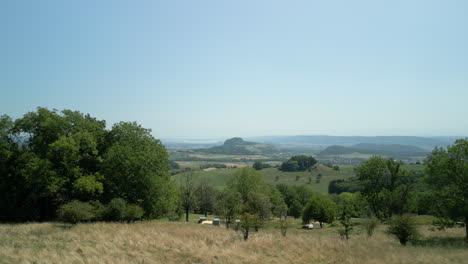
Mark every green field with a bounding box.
[173,163,425,194]
[173,164,357,193]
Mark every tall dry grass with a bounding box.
[0,222,467,264]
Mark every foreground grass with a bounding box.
[1,221,467,264]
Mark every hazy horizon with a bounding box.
[3,0,468,138]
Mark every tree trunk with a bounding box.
[243,229,249,241]
[185,208,189,222]
[204,211,208,217]
[320,222,323,228]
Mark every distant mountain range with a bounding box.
[319,143,428,157]
[246,135,462,150]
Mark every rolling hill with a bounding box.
[319,143,429,158]
[195,137,279,155]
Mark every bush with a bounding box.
[387,215,419,245]
[57,200,95,224]
[363,217,379,237]
[124,204,145,222]
[105,198,127,221]
[89,200,106,221]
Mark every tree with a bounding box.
[425,139,468,239]
[252,161,271,170]
[280,155,317,172]
[197,180,217,217]
[102,121,177,218]
[337,194,355,240]
[179,172,199,222]
[227,167,268,202]
[245,192,272,224]
[387,215,419,246]
[253,161,263,170]
[302,195,337,228]
[215,190,242,228]
[276,184,303,218]
[238,213,260,241]
[355,156,413,220]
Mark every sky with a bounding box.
[2,0,468,139]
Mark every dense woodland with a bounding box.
[1,108,468,242]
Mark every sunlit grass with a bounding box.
[0,220,466,264]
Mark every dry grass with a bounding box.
[0,222,467,264]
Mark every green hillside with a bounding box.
[173,164,356,194]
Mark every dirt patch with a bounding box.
[202,167,218,171]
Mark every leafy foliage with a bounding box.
[0,108,177,222]
[57,200,95,224]
[124,204,145,222]
[387,215,419,246]
[355,156,414,220]
[252,161,271,170]
[280,155,317,172]
[302,195,337,228]
[425,139,468,239]
[105,198,127,221]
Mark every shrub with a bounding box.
[89,200,106,221]
[125,204,145,222]
[387,215,419,245]
[105,198,127,221]
[57,200,95,224]
[363,217,379,237]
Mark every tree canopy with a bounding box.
[280,155,317,172]
[425,139,468,239]
[0,107,178,221]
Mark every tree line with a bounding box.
[0,108,178,222]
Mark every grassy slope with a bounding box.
[1,221,466,264]
[173,164,357,193]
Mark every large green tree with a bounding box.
[102,121,178,218]
[302,195,337,228]
[355,156,413,220]
[425,139,468,239]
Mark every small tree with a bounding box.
[215,190,242,228]
[57,200,95,224]
[302,195,337,228]
[338,201,354,240]
[289,200,303,219]
[197,180,217,217]
[363,217,379,237]
[276,204,290,236]
[387,215,419,246]
[180,172,199,222]
[238,213,260,241]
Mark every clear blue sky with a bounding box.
[2,0,467,138]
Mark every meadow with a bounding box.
[174,163,357,193]
[1,219,467,264]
